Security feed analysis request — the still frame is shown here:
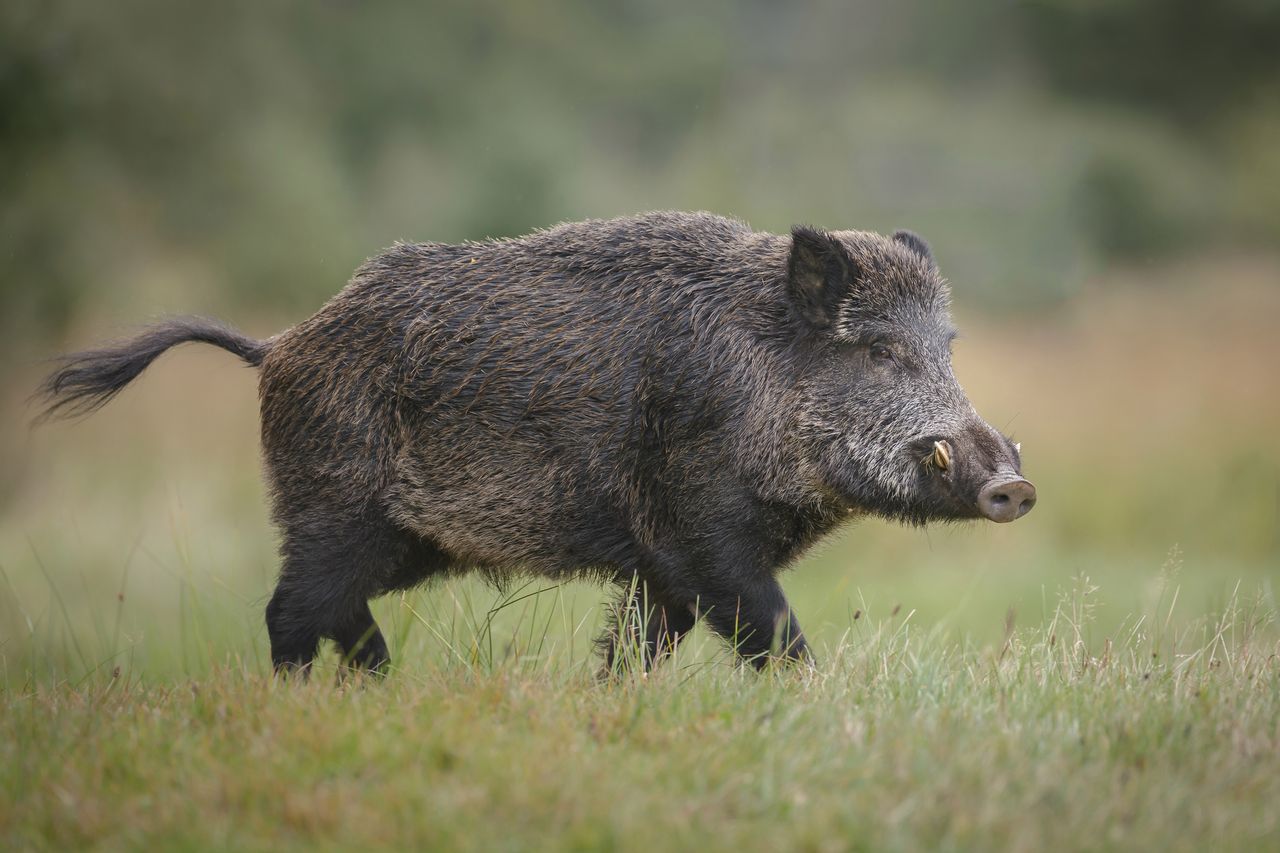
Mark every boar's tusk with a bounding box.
[924,439,951,471]
[934,440,951,471]
[1014,442,1021,453]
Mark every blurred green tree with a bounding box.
[2,0,1276,352]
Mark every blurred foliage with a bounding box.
[2,0,1278,350]
[1022,0,1280,127]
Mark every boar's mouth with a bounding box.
[906,435,1037,523]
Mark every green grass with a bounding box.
[2,577,1277,851]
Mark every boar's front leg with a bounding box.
[695,575,811,669]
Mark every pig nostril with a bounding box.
[978,478,1036,523]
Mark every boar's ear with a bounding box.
[787,226,858,330]
[892,229,936,269]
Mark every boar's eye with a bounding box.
[869,342,895,363]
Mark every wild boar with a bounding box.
[38,212,1035,675]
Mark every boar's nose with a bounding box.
[977,478,1037,523]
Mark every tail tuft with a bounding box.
[34,316,266,423]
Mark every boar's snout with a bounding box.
[912,423,1036,523]
[977,477,1036,522]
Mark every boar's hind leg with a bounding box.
[265,576,323,676]
[601,582,697,676]
[333,601,390,674]
[266,512,409,677]
[698,577,811,669]
[268,571,387,677]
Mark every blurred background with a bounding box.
[2,0,1277,679]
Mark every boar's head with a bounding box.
[787,226,1035,525]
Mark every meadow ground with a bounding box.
[1,261,1278,850]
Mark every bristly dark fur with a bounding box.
[35,317,265,422]
[35,211,1029,677]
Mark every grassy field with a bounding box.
[2,260,1278,850]
[3,585,1277,851]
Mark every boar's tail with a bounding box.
[34,316,268,423]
